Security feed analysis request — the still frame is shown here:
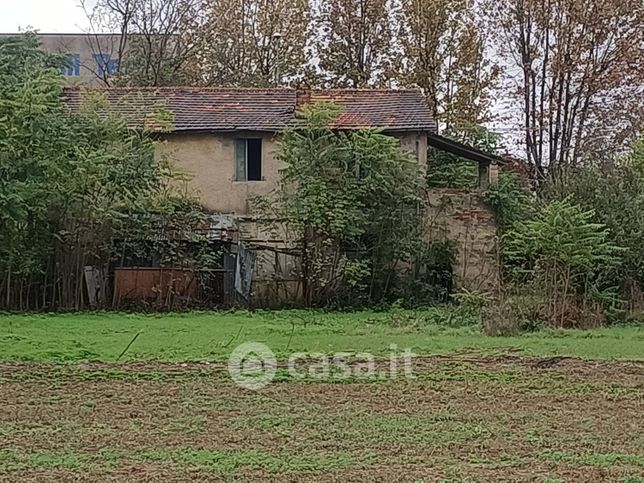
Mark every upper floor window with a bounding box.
[235,139,262,181]
[93,53,119,77]
[60,53,81,77]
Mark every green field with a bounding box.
[1,311,643,481]
[0,310,643,362]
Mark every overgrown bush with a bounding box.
[0,35,208,310]
[484,172,534,230]
[259,102,427,307]
[502,199,621,328]
[543,139,644,311]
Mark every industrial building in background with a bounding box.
[0,33,120,85]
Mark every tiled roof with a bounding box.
[303,90,437,131]
[63,87,436,133]
[63,88,296,132]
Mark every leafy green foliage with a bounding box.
[0,36,66,290]
[504,200,618,284]
[0,35,207,310]
[544,139,644,304]
[503,199,621,327]
[426,155,479,189]
[263,102,427,306]
[484,173,533,230]
[275,103,365,239]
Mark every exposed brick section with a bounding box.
[63,87,436,133]
[425,189,500,294]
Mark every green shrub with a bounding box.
[0,35,206,310]
[262,102,427,307]
[543,142,644,311]
[427,157,479,189]
[484,173,534,230]
[503,199,622,328]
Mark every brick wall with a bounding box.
[425,189,500,294]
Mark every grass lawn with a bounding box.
[1,310,643,481]
[0,309,643,362]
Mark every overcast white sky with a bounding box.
[0,0,93,33]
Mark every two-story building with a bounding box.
[64,87,500,306]
[64,87,437,213]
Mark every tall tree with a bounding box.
[485,0,644,181]
[82,0,203,86]
[197,0,311,87]
[316,0,394,88]
[398,0,499,129]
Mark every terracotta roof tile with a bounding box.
[63,87,437,133]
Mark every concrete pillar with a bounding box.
[478,162,499,189]
[478,162,490,190]
[489,162,499,186]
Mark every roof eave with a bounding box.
[157,126,438,135]
[427,133,505,165]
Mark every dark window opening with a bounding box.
[234,138,262,181]
[247,139,262,181]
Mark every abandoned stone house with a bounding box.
[64,87,500,306]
